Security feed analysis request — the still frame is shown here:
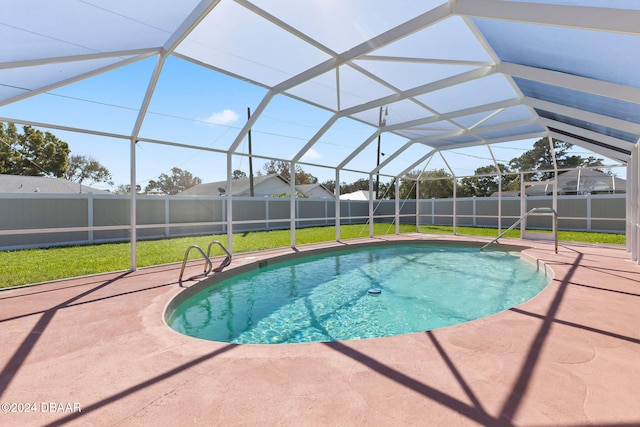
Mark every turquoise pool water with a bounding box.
[167,244,550,344]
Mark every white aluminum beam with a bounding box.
[384,98,522,133]
[335,168,341,241]
[539,117,634,153]
[131,55,166,142]
[162,0,223,53]
[369,174,374,238]
[548,131,630,164]
[290,161,296,248]
[500,62,640,105]
[337,130,380,169]
[370,140,415,175]
[128,54,167,271]
[360,55,493,67]
[439,150,455,177]
[470,117,538,135]
[129,137,137,271]
[0,48,160,71]
[524,97,640,135]
[292,114,340,162]
[235,0,337,57]
[397,149,436,180]
[0,116,130,140]
[271,3,452,94]
[471,131,548,147]
[0,53,157,107]
[228,90,276,152]
[226,153,234,253]
[455,0,640,35]
[339,66,496,117]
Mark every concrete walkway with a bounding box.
[1,234,639,426]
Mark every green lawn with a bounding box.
[0,224,624,288]
[420,225,626,244]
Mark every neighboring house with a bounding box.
[180,174,292,197]
[553,169,625,195]
[0,174,109,194]
[180,175,336,198]
[296,183,334,199]
[492,169,626,197]
[339,190,371,200]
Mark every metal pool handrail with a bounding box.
[178,241,233,283]
[206,240,232,273]
[178,245,213,283]
[480,207,558,254]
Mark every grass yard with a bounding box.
[0,224,625,288]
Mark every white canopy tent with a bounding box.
[1,0,639,267]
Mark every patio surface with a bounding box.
[1,234,639,426]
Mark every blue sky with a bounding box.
[0,55,623,191]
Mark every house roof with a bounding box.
[529,169,626,195]
[0,174,108,194]
[180,174,288,196]
[296,183,334,198]
[339,190,372,201]
[493,169,626,196]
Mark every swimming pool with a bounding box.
[166,242,551,344]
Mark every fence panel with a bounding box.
[0,193,627,250]
[591,194,626,232]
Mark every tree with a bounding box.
[114,184,141,194]
[384,169,454,199]
[458,164,519,197]
[415,169,454,199]
[322,178,377,196]
[144,167,202,195]
[321,179,336,194]
[509,138,604,181]
[65,155,113,187]
[0,122,70,177]
[342,178,370,194]
[232,169,247,180]
[262,160,317,185]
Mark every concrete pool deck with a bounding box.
[1,234,639,426]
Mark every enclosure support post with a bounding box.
[498,174,502,233]
[369,173,374,238]
[432,198,435,225]
[586,193,592,231]
[549,136,558,239]
[626,163,632,253]
[636,146,640,264]
[452,177,457,235]
[520,173,526,238]
[416,179,420,232]
[395,177,400,235]
[472,196,476,227]
[88,192,94,243]
[290,161,297,248]
[164,196,170,238]
[630,145,639,262]
[335,168,341,241]
[129,138,137,271]
[226,153,233,254]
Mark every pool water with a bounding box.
[167,244,550,344]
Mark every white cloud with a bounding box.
[204,109,239,125]
[301,148,321,161]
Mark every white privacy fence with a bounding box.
[0,193,625,250]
